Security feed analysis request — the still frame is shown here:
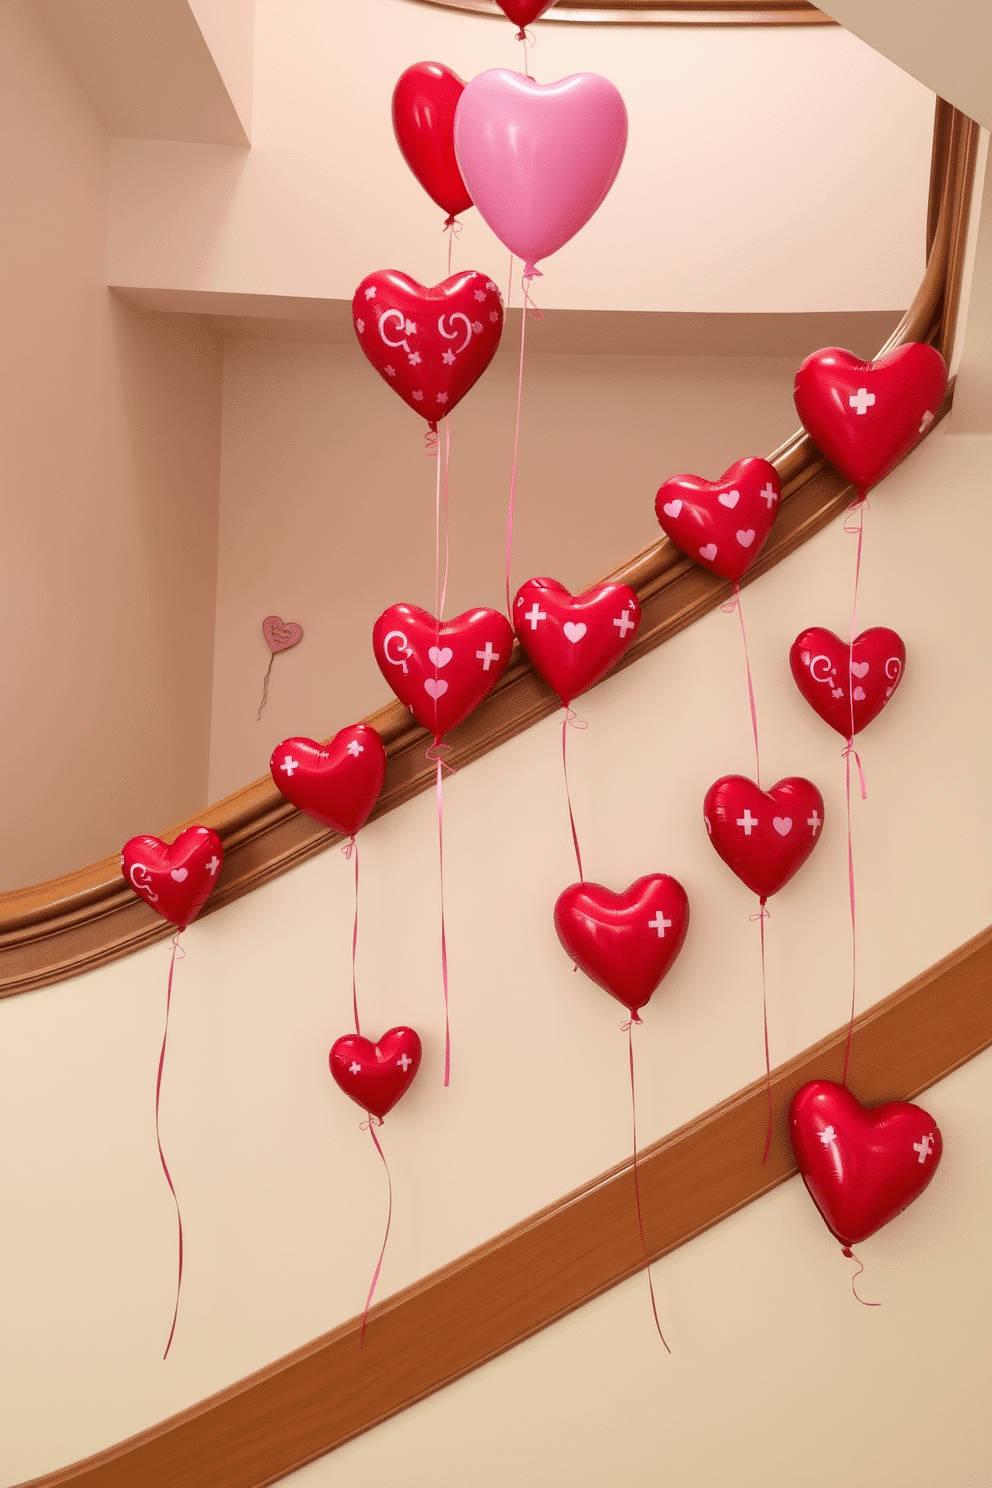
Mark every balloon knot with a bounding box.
[842,1247,853,1258]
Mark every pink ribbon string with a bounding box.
[424,747,454,1087]
[359,1117,393,1349]
[840,496,868,1086]
[842,1245,881,1307]
[841,745,859,1088]
[504,280,528,619]
[157,930,186,1360]
[723,582,761,788]
[625,1022,671,1351]
[443,215,462,275]
[517,26,534,77]
[433,419,451,623]
[560,707,589,881]
[749,902,773,1163]
[341,836,361,1036]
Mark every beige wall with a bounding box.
[0,0,224,888]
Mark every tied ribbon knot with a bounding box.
[842,1245,881,1307]
[842,739,868,801]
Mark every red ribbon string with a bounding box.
[157,931,186,1360]
[341,836,361,1036]
[425,750,453,1087]
[359,1117,393,1349]
[749,902,773,1163]
[723,581,761,787]
[560,707,588,881]
[842,1245,881,1307]
[625,1023,671,1351]
[433,418,451,623]
[841,746,858,1088]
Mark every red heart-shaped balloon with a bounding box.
[790,627,906,739]
[512,577,641,705]
[495,0,557,26]
[372,603,514,742]
[793,343,947,496]
[655,457,782,582]
[269,725,386,837]
[392,62,473,221]
[554,875,689,1019]
[353,270,504,427]
[704,776,824,901]
[121,826,223,930]
[329,1027,423,1120]
[790,1080,942,1247]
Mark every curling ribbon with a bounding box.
[341,836,361,1036]
[156,931,186,1359]
[359,1117,394,1348]
[749,901,773,1163]
[842,1245,881,1308]
[560,707,588,881]
[625,1022,671,1350]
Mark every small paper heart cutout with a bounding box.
[262,615,304,654]
[562,622,587,643]
[428,646,453,668]
[736,529,756,547]
[850,661,870,678]
[424,678,448,698]
[773,817,793,836]
[170,868,189,882]
[699,544,718,561]
[663,499,682,518]
[718,490,740,509]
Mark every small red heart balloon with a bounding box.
[495,0,557,27]
[790,627,906,739]
[512,577,641,705]
[372,603,514,743]
[392,62,473,221]
[554,875,689,1020]
[655,457,781,582]
[121,827,224,930]
[270,726,387,837]
[329,1027,423,1120]
[704,776,824,901]
[790,1080,942,1247]
[353,270,504,427]
[793,343,947,496]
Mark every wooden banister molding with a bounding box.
[23,924,992,1488]
[0,104,979,1000]
[414,0,838,26]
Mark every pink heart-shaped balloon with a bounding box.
[329,1027,423,1120]
[512,577,641,705]
[554,875,689,1019]
[655,458,781,582]
[790,627,906,739]
[372,603,514,742]
[453,69,627,276]
[270,726,387,837]
[703,776,824,901]
[121,827,223,930]
[262,615,303,653]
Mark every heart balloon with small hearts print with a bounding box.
[703,776,824,901]
[655,457,782,582]
[353,270,504,427]
[270,725,387,837]
[793,343,947,496]
[512,577,641,705]
[372,603,514,742]
[790,1080,942,1247]
[121,826,224,930]
[329,1027,423,1120]
[554,875,690,1020]
[262,615,303,653]
[790,627,906,739]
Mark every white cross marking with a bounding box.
[737,809,758,835]
[807,810,822,836]
[281,755,300,776]
[346,740,364,757]
[476,643,498,670]
[613,611,634,638]
[818,1125,837,1146]
[760,481,777,509]
[850,387,876,416]
[648,910,672,938]
[524,603,546,630]
[397,1053,413,1071]
[206,856,220,876]
[914,1134,934,1164]
[349,1061,361,1075]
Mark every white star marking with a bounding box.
[442,349,456,366]
[760,481,777,508]
[524,603,546,630]
[385,365,396,377]
[613,611,634,638]
[807,810,822,835]
[648,910,672,938]
[346,741,364,757]
[281,755,300,777]
[850,387,876,416]
[365,286,376,300]
[437,392,448,404]
[474,290,486,302]
[476,642,498,670]
[408,351,421,366]
[206,856,220,876]
[412,390,423,401]
[405,319,417,335]
[737,809,758,835]
[489,310,500,323]
[349,1061,361,1075]
[472,320,483,333]
[914,1134,934,1163]
[397,1053,413,1071]
[356,318,364,333]
[818,1125,837,1146]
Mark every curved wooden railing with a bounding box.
[7,100,987,1488]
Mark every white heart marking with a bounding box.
[699,544,718,562]
[718,490,740,509]
[424,678,448,699]
[563,622,587,644]
[662,499,682,519]
[852,686,866,701]
[736,529,756,547]
[772,817,793,836]
[428,646,453,668]
[850,661,870,678]
[170,868,189,882]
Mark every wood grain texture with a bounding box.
[22,924,992,1488]
[0,104,978,1001]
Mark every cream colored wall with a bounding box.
[2,417,989,1484]
[0,0,224,888]
[108,0,935,315]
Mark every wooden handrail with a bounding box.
[0,103,979,1000]
[414,1,838,26]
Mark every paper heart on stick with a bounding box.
[790,1080,942,1247]
[512,577,641,705]
[392,62,473,221]
[704,776,824,901]
[554,875,689,1020]
[655,458,781,582]
[329,1028,423,1120]
[372,603,514,742]
[121,827,223,930]
[790,627,906,738]
[270,726,386,837]
[262,615,303,653]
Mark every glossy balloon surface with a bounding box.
[392,62,473,220]
[554,875,689,1018]
[372,603,514,742]
[353,270,503,426]
[655,457,781,582]
[494,0,557,25]
[793,343,947,494]
[270,725,386,837]
[790,1080,942,1246]
[121,826,223,930]
[512,577,640,705]
[453,69,627,276]
[790,627,906,739]
[704,776,824,901]
[329,1027,422,1120]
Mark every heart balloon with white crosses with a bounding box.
[703,775,824,902]
[655,457,781,582]
[789,627,906,739]
[121,826,224,930]
[270,725,387,837]
[329,1027,423,1120]
[554,875,690,1020]
[512,577,641,706]
[352,269,504,428]
[372,603,514,743]
[790,1080,942,1247]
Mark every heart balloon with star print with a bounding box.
[353,270,504,427]
[554,875,689,1019]
[655,457,782,582]
[790,1080,942,1247]
[121,826,224,930]
[703,776,824,901]
[372,603,514,742]
[329,1027,423,1120]
[270,725,387,837]
[793,343,947,496]
[512,577,641,705]
[790,627,906,739]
